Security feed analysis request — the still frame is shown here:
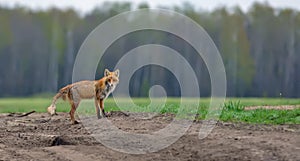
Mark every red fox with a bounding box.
[47,69,119,124]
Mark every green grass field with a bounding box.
[0,97,299,124]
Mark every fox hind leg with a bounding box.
[68,90,81,124]
[69,100,80,124]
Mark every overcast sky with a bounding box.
[0,0,299,14]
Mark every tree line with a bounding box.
[0,2,299,97]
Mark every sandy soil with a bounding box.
[0,112,299,161]
[244,105,300,110]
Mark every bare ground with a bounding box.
[0,112,299,161]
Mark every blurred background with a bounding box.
[0,0,299,98]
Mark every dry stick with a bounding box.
[109,111,129,117]
[120,111,130,117]
[15,110,36,117]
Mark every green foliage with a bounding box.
[140,80,150,97]
[220,99,300,124]
[0,11,12,49]
[0,97,299,125]
[0,2,300,97]
[218,9,255,96]
[220,108,300,124]
[223,101,244,111]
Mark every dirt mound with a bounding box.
[0,112,299,160]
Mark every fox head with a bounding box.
[104,69,119,88]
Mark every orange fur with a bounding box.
[95,69,119,118]
[47,69,119,124]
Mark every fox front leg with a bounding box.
[94,98,101,119]
[99,99,107,117]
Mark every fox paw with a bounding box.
[72,120,80,124]
[105,112,112,117]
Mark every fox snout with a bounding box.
[106,77,119,87]
[107,82,114,87]
[107,81,118,89]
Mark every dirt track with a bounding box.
[0,112,299,161]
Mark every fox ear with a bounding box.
[114,69,119,77]
[104,69,110,77]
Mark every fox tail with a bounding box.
[47,85,72,115]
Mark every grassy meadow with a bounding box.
[0,97,299,124]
